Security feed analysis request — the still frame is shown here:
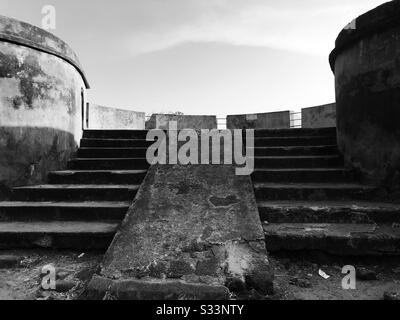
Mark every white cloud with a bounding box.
[126,0,388,56]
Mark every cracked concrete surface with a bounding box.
[85,165,273,299]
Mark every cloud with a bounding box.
[6,0,384,58]
[0,0,388,58]
[124,0,388,56]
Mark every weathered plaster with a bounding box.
[0,14,88,87]
[0,16,87,196]
[88,104,145,130]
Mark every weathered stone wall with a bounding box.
[302,103,336,128]
[0,15,88,198]
[329,1,400,187]
[145,114,217,130]
[88,104,145,129]
[227,111,290,129]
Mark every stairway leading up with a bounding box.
[1,127,400,256]
[252,127,400,256]
[0,130,151,250]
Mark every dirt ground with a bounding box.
[0,249,399,300]
[269,252,400,300]
[0,250,102,300]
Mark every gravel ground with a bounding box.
[269,252,400,300]
[1,250,400,300]
[0,250,102,300]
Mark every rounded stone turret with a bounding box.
[329,1,400,187]
[0,15,89,196]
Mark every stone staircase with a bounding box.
[252,127,400,256]
[2,127,400,256]
[0,130,151,250]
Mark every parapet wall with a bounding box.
[302,103,336,128]
[146,114,217,130]
[227,111,290,129]
[88,104,145,130]
[0,15,88,197]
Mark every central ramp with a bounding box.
[86,164,273,300]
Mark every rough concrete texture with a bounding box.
[0,250,102,300]
[330,1,400,188]
[258,201,400,224]
[270,253,400,300]
[0,17,87,196]
[145,114,217,130]
[88,104,145,130]
[227,111,290,129]
[302,104,336,128]
[264,223,400,256]
[86,165,273,300]
[0,15,88,87]
[0,127,77,198]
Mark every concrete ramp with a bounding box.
[86,165,273,300]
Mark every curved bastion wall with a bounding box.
[0,15,89,197]
[329,1,400,188]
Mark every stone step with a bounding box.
[263,223,400,255]
[258,201,400,224]
[12,185,140,201]
[252,136,337,147]
[252,168,353,183]
[253,145,339,157]
[254,127,336,137]
[77,148,148,158]
[0,221,118,249]
[80,138,155,148]
[83,130,149,139]
[254,155,343,169]
[254,183,378,201]
[68,158,150,170]
[48,170,147,184]
[0,201,130,222]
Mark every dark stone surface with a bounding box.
[85,275,230,300]
[0,255,21,268]
[0,130,148,250]
[329,1,400,72]
[289,276,312,288]
[0,127,77,195]
[264,223,400,255]
[227,111,290,129]
[383,290,400,300]
[145,114,217,130]
[258,201,400,224]
[54,280,78,293]
[87,164,273,299]
[356,267,377,281]
[301,103,336,129]
[330,1,400,188]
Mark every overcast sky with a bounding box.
[0,0,389,116]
